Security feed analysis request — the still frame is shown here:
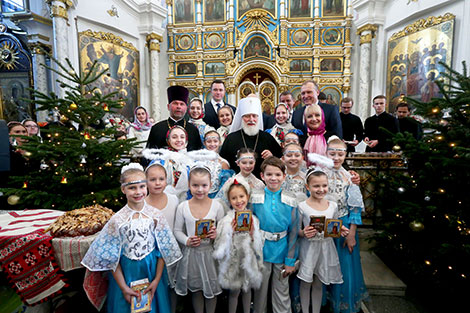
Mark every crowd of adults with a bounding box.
[2,78,423,184]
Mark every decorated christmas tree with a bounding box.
[373,62,469,308]
[3,55,137,211]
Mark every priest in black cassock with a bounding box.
[340,97,364,154]
[146,85,203,151]
[219,96,282,178]
[364,95,399,152]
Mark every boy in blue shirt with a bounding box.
[252,156,299,313]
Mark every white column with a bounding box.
[314,0,320,17]
[196,0,202,24]
[228,0,234,21]
[166,0,173,25]
[280,0,286,18]
[147,33,163,121]
[356,24,378,121]
[48,0,70,98]
[48,0,69,67]
[30,44,49,122]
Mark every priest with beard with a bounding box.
[146,85,202,151]
[220,96,282,178]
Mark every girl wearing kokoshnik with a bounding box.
[186,149,234,199]
[234,147,265,190]
[81,163,182,313]
[145,161,181,313]
[188,98,209,143]
[216,105,233,144]
[204,128,230,170]
[322,136,369,313]
[142,148,192,202]
[166,125,188,152]
[173,165,225,313]
[213,177,264,313]
[297,160,349,313]
[266,103,303,146]
[281,143,308,202]
[127,106,152,158]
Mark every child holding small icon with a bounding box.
[213,177,264,313]
[172,165,224,313]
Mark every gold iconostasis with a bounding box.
[167,0,353,113]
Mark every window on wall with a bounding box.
[1,0,28,13]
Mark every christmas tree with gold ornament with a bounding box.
[373,62,470,310]
[2,56,137,211]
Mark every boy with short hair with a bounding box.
[252,156,299,313]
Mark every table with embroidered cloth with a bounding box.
[0,209,67,306]
[0,209,105,306]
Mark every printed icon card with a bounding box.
[195,219,214,239]
[130,278,151,313]
[235,211,252,232]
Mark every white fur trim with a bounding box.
[121,163,143,174]
[307,153,334,168]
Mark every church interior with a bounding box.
[1,0,468,124]
[1,1,469,313]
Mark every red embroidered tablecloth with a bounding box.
[0,210,67,305]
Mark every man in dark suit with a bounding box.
[203,80,236,129]
[364,95,399,152]
[291,80,343,138]
[146,86,203,151]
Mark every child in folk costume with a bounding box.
[252,157,300,313]
[186,149,234,199]
[173,165,225,313]
[324,137,369,313]
[297,165,349,313]
[81,164,182,313]
[188,98,209,143]
[282,143,308,202]
[145,161,180,313]
[234,147,265,190]
[204,129,230,170]
[127,106,152,158]
[216,106,233,144]
[266,103,302,146]
[303,104,327,166]
[142,148,191,202]
[213,177,264,313]
[166,125,188,152]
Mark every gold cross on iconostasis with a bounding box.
[253,73,261,85]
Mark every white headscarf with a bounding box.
[229,97,264,134]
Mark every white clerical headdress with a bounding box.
[230,96,264,134]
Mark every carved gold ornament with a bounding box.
[78,30,138,52]
[239,9,275,29]
[389,13,455,40]
[50,4,68,20]
[0,41,20,70]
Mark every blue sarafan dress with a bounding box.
[81,204,182,313]
[325,167,369,313]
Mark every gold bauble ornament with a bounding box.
[409,220,424,232]
[69,103,78,110]
[7,195,20,205]
[392,145,401,152]
[60,115,69,122]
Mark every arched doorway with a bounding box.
[237,70,277,114]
